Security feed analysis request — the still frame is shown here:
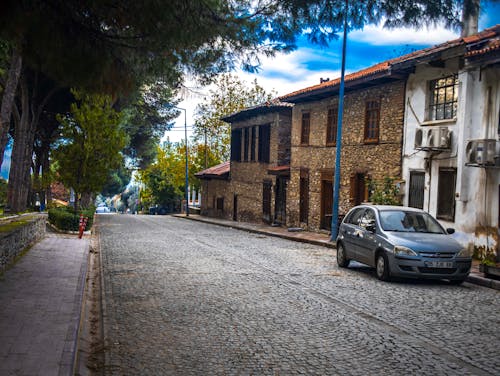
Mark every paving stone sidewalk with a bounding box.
[0,232,90,376]
[176,213,500,290]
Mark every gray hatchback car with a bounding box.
[336,205,472,284]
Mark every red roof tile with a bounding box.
[280,24,500,101]
[195,161,230,179]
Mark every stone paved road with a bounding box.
[97,214,500,375]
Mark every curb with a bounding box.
[176,214,335,249]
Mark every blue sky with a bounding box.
[163,1,500,143]
[2,3,500,178]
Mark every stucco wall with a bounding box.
[402,60,500,256]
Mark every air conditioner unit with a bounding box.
[414,127,451,150]
[466,139,497,166]
[427,127,452,149]
[414,128,424,149]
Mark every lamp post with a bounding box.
[169,105,189,216]
[330,0,348,241]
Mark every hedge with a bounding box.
[48,207,95,232]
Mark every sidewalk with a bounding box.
[0,232,90,376]
[176,213,500,291]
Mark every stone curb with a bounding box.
[177,214,335,249]
[176,214,500,291]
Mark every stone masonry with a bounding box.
[287,80,406,232]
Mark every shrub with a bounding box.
[48,206,94,231]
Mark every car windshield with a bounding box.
[379,210,445,234]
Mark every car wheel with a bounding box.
[336,243,350,268]
[449,279,465,285]
[376,252,391,281]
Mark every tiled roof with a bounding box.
[221,99,293,123]
[280,24,500,102]
[194,161,230,179]
[465,37,500,57]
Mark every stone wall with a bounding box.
[288,80,406,232]
[199,109,292,224]
[0,214,47,271]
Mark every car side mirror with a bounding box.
[366,224,376,233]
[446,228,455,234]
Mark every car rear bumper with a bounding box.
[388,255,472,280]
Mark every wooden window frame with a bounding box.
[326,107,338,146]
[243,127,249,161]
[301,112,310,145]
[250,126,256,161]
[230,128,242,162]
[258,124,270,163]
[364,100,380,144]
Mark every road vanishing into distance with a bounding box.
[96,214,500,375]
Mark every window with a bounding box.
[258,124,270,163]
[428,75,458,121]
[326,107,338,146]
[243,127,249,161]
[301,112,310,145]
[216,197,224,211]
[350,173,367,206]
[251,126,256,161]
[345,208,365,225]
[299,169,309,223]
[437,168,456,221]
[263,180,272,222]
[230,129,242,162]
[364,101,380,143]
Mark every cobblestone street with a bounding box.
[97,214,500,375]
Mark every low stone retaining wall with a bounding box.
[0,214,47,272]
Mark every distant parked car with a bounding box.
[336,205,472,284]
[95,206,111,214]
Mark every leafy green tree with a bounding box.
[53,90,127,210]
[100,165,132,198]
[120,83,178,169]
[193,73,276,163]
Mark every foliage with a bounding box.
[368,177,401,206]
[120,83,179,169]
[193,73,277,163]
[138,143,187,208]
[48,206,94,232]
[101,165,132,198]
[53,90,127,209]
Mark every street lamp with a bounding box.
[167,105,189,216]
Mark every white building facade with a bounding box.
[398,26,500,260]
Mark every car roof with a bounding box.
[350,204,425,213]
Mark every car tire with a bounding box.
[449,279,465,285]
[337,243,350,268]
[376,252,391,281]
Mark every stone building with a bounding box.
[195,102,293,223]
[280,64,407,232]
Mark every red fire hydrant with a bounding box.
[78,214,88,239]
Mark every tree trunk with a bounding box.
[7,77,33,212]
[80,192,93,209]
[0,47,22,168]
[6,71,58,212]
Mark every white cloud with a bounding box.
[350,24,459,46]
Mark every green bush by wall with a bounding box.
[48,207,94,231]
